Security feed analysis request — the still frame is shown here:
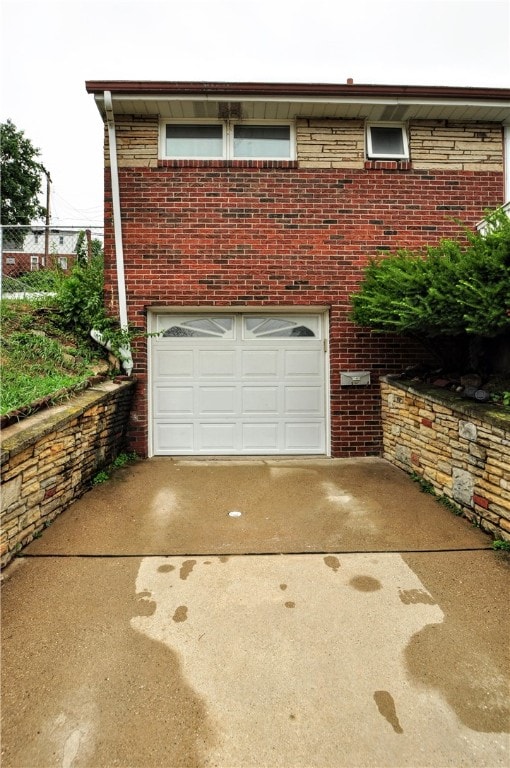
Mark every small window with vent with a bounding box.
[366,124,409,159]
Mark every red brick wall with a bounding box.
[104,162,504,456]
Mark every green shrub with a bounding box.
[55,252,106,336]
[54,250,137,360]
[351,211,510,340]
[492,539,510,551]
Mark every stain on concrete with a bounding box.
[158,564,175,573]
[399,588,436,605]
[219,556,229,563]
[349,576,381,592]
[324,555,340,573]
[373,690,403,734]
[134,593,157,617]
[403,551,510,733]
[280,584,287,590]
[1,558,215,768]
[62,728,82,768]
[180,560,197,581]
[284,601,296,609]
[173,606,188,623]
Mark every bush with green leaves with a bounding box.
[54,249,136,359]
[56,251,106,336]
[351,211,510,341]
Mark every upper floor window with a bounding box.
[233,125,291,159]
[165,124,224,158]
[366,123,409,159]
[163,121,293,160]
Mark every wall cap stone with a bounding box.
[381,375,510,432]
[0,381,135,464]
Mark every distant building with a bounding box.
[2,227,85,275]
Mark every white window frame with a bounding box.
[161,119,227,160]
[229,121,295,161]
[160,119,295,161]
[366,122,409,160]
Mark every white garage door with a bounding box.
[150,314,327,455]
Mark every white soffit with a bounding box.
[95,94,510,123]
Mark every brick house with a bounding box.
[86,80,510,458]
[2,227,83,276]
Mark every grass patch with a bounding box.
[492,539,510,551]
[2,269,62,294]
[1,371,87,413]
[92,452,139,485]
[1,298,107,415]
[410,471,463,515]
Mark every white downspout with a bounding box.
[102,90,133,374]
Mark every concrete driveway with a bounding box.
[1,458,509,767]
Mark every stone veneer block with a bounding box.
[0,381,135,568]
[380,376,510,542]
[452,468,474,506]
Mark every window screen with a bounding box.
[166,124,223,158]
[233,125,291,158]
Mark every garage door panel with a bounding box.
[284,349,323,376]
[241,350,279,377]
[199,423,237,451]
[199,387,237,415]
[156,423,194,452]
[284,386,323,415]
[284,422,324,451]
[155,349,194,377]
[242,423,279,450]
[242,387,279,414]
[155,387,194,415]
[199,350,236,377]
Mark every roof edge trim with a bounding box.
[85,80,510,102]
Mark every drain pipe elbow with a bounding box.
[91,328,134,376]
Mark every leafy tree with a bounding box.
[75,231,104,266]
[351,211,510,370]
[1,120,46,238]
[75,230,88,265]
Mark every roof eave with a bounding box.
[85,80,510,102]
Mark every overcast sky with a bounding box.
[1,0,509,227]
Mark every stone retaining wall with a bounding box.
[0,380,135,568]
[381,376,510,541]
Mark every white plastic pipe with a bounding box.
[90,328,133,376]
[104,91,130,338]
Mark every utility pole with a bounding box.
[43,168,51,266]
